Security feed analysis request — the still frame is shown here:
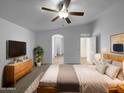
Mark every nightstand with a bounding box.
[117,84,124,93]
[108,87,117,93]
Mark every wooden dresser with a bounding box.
[3,59,33,87]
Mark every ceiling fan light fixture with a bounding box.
[42,0,84,24]
[58,11,68,18]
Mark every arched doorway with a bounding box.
[52,34,64,64]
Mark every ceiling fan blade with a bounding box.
[64,0,71,9]
[65,18,71,24]
[42,7,58,12]
[69,12,84,16]
[51,16,59,22]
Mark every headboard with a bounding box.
[95,53,124,62]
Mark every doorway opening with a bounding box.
[80,37,96,64]
[52,34,64,64]
[80,37,88,64]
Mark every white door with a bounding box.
[87,37,96,64]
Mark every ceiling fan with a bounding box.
[41,0,84,24]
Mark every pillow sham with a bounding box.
[105,65,121,79]
[96,63,108,74]
[112,61,122,67]
[93,57,101,65]
[117,69,124,80]
[101,58,112,64]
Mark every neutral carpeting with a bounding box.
[0,64,49,93]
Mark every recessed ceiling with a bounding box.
[0,0,118,31]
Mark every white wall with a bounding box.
[36,24,93,64]
[0,18,36,87]
[92,0,124,52]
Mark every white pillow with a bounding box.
[112,61,122,67]
[117,69,124,80]
[105,65,121,79]
[93,59,101,65]
[101,58,112,64]
[96,63,107,74]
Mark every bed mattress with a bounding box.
[40,64,121,93]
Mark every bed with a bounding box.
[37,54,124,93]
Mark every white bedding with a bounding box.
[40,64,59,87]
[40,64,121,93]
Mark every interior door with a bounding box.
[87,37,96,64]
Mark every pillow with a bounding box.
[101,58,112,64]
[117,69,124,80]
[93,57,101,65]
[112,61,122,67]
[93,59,101,65]
[96,63,108,74]
[105,65,121,79]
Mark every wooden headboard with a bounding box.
[95,53,124,62]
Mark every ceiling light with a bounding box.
[58,11,68,18]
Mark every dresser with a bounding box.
[3,59,33,87]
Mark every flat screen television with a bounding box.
[6,40,26,59]
[113,43,123,52]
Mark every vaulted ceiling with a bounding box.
[0,0,119,31]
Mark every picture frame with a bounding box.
[110,32,124,54]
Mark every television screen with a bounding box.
[113,44,123,52]
[6,40,26,58]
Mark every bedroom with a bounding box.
[0,0,124,93]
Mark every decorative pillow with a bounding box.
[93,60,100,65]
[112,61,122,67]
[96,63,108,74]
[105,65,121,79]
[101,58,112,64]
[117,69,124,80]
[93,57,101,65]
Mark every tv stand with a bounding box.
[3,59,33,87]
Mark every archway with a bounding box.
[52,34,64,64]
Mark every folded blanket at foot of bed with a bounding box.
[57,65,80,93]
